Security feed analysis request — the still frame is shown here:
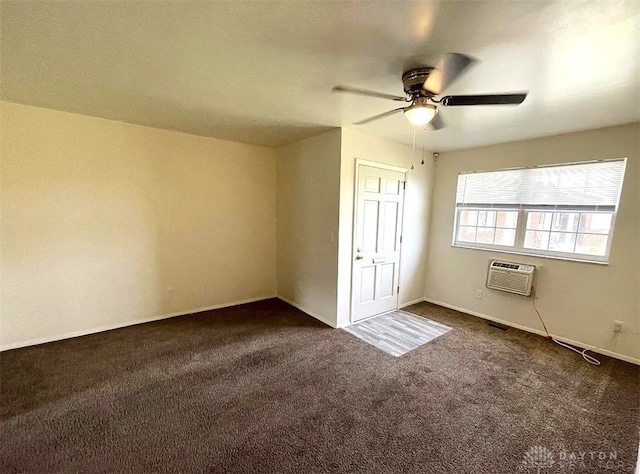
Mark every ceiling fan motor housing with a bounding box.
[402,67,434,97]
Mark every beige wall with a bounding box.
[276,128,434,328]
[338,129,434,327]
[6,100,635,364]
[1,101,277,349]
[424,123,640,363]
[275,130,342,326]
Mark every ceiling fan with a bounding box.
[332,53,527,130]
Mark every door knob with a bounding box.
[355,255,364,260]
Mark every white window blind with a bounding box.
[456,159,627,209]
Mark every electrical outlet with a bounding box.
[613,320,623,333]
[475,290,483,300]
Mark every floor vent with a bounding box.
[488,321,509,331]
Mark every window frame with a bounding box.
[453,206,617,263]
[451,157,628,265]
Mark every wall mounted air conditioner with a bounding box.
[486,260,535,296]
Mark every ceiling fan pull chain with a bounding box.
[421,125,427,165]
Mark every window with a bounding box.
[452,159,627,263]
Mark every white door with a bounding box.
[352,165,406,322]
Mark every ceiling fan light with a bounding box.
[404,104,437,126]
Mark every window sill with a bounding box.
[451,243,609,265]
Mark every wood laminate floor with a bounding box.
[343,310,452,356]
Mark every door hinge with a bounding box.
[402,181,406,190]
[400,236,403,244]
[397,286,400,293]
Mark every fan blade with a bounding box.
[423,53,476,95]
[441,93,527,106]
[429,113,445,130]
[353,107,405,125]
[332,86,408,102]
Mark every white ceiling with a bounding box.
[2,1,639,150]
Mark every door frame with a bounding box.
[349,159,408,325]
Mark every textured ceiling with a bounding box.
[2,1,639,150]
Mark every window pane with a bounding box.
[551,212,579,232]
[526,212,552,231]
[579,213,612,235]
[549,232,576,252]
[476,227,495,244]
[576,233,608,256]
[524,230,550,250]
[477,211,496,227]
[458,226,477,243]
[496,211,518,229]
[459,210,478,226]
[494,228,516,246]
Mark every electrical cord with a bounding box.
[531,287,601,366]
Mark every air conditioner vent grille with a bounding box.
[492,262,520,270]
[488,271,529,293]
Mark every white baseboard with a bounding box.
[276,296,424,328]
[276,295,337,328]
[400,297,425,309]
[423,298,640,366]
[0,295,276,351]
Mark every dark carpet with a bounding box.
[1,299,638,473]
